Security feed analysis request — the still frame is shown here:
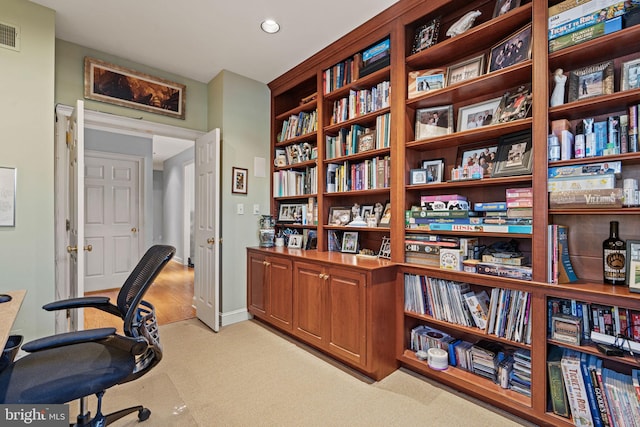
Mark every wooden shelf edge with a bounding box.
[275,99,318,122]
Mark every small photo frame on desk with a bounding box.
[622,58,640,91]
[491,130,533,178]
[288,234,303,249]
[341,231,359,253]
[568,61,614,103]
[626,240,640,291]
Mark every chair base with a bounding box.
[73,392,151,426]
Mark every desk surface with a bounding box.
[0,290,26,350]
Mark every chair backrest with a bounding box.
[116,245,176,337]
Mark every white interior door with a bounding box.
[68,100,86,331]
[194,129,221,331]
[84,153,141,292]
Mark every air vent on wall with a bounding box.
[0,21,20,51]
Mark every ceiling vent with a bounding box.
[0,21,20,51]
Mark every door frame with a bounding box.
[54,104,204,332]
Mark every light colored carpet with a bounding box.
[86,319,538,426]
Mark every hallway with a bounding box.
[84,260,195,331]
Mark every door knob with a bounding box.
[131,227,137,233]
[207,238,215,244]
[67,245,92,253]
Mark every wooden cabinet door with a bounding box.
[247,251,267,317]
[293,261,326,345]
[267,256,293,331]
[327,266,367,367]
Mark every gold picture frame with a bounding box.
[84,57,186,119]
[568,61,614,103]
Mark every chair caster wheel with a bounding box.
[138,408,151,421]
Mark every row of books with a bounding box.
[329,81,391,125]
[325,156,390,193]
[548,346,640,426]
[278,110,318,142]
[409,324,532,397]
[404,274,532,344]
[548,224,579,284]
[548,297,640,344]
[272,167,317,198]
[322,53,361,94]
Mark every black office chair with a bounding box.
[0,244,176,426]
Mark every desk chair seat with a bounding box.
[0,244,175,426]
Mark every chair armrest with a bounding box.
[43,297,121,317]
[21,328,117,353]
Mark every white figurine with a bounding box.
[446,10,481,37]
[550,68,567,107]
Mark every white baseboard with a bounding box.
[220,308,250,327]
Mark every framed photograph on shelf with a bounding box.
[328,206,351,226]
[278,203,304,222]
[493,0,521,18]
[568,61,614,102]
[422,159,444,183]
[411,18,440,54]
[357,132,376,153]
[492,85,533,124]
[460,144,498,178]
[288,234,303,249]
[407,68,446,99]
[360,205,374,220]
[621,58,640,91]
[447,55,485,86]
[231,167,248,194]
[341,231,359,253]
[456,97,501,132]
[274,148,287,167]
[379,202,392,227]
[626,240,640,291]
[415,105,453,140]
[409,169,428,185]
[491,130,533,178]
[488,24,532,72]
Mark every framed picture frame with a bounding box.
[328,206,351,226]
[493,0,521,18]
[492,85,533,124]
[407,68,446,99]
[411,18,440,54]
[626,240,640,291]
[568,61,614,103]
[274,148,287,167]
[447,55,485,86]
[278,203,304,222]
[460,144,498,178]
[491,130,533,178]
[341,231,359,253]
[357,132,376,153]
[488,24,532,73]
[456,97,501,132]
[0,167,16,227]
[422,159,444,183]
[231,167,248,194]
[409,169,428,185]
[84,57,186,119]
[379,202,392,227]
[288,234,303,249]
[621,58,640,91]
[415,105,453,140]
[360,205,374,220]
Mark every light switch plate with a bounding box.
[253,204,260,215]
[237,203,244,215]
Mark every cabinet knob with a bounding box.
[265,261,271,267]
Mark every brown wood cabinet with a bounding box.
[247,250,293,332]
[249,247,397,380]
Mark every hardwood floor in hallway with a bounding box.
[84,260,195,331]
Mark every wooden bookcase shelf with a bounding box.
[256,1,640,425]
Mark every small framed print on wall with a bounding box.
[232,167,248,194]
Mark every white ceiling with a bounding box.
[30,0,399,166]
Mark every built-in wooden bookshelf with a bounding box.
[256,0,640,425]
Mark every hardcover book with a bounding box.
[548,346,571,418]
[560,349,595,427]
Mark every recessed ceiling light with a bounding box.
[261,19,280,34]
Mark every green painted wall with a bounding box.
[0,0,56,342]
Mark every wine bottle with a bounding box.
[603,221,626,285]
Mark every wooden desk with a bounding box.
[0,290,26,350]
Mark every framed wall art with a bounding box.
[407,68,446,99]
[488,25,532,72]
[84,57,186,119]
[415,105,453,140]
[491,130,533,178]
[0,167,16,227]
[568,61,614,103]
[447,55,485,86]
[457,97,501,132]
[231,167,248,194]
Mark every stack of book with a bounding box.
[470,340,505,383]
[509,349,532,397]
[548,0,626,53]
[404,234,470,267]
[548,224,578,284]
[548,162,624,209]
[409,325,454,353]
